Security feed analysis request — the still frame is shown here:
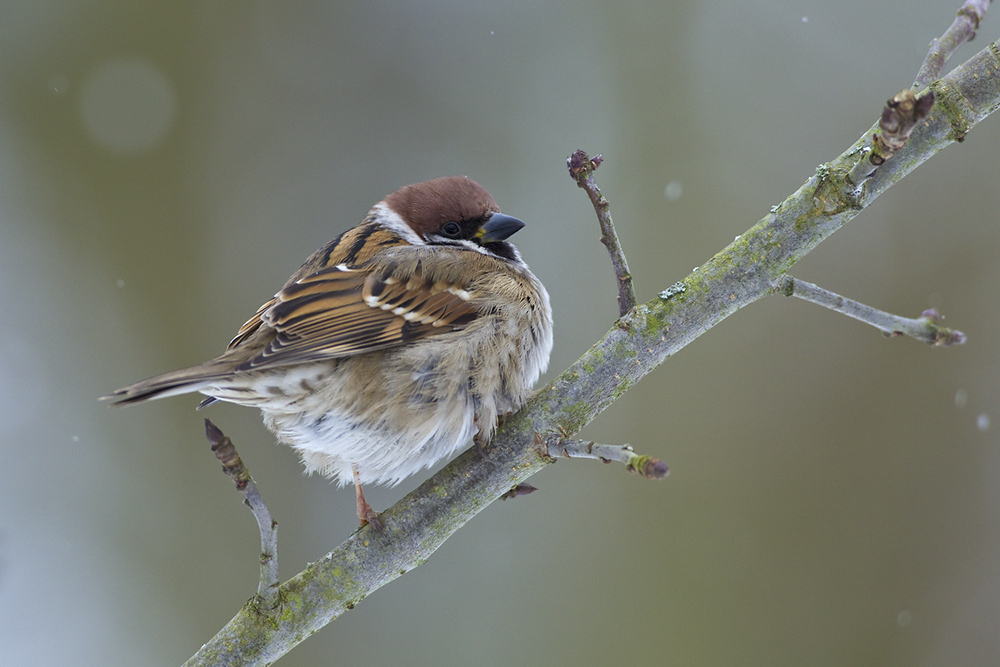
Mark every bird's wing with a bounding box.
[233,251,479,370]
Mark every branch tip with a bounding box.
[920,309,967,346]
[627,454,670,479]
[205,419,250,485]
[204,418,224,446]
[567,149,603,180]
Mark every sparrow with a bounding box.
[106,176,554,531]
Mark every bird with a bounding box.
[106,176,554,531]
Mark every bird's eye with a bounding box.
[440,221,462,238]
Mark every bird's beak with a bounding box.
[478,213,525,243]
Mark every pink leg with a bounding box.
[353,465,383,533]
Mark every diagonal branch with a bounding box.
[184,21,1000,667]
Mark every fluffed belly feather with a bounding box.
[203,318,545,486]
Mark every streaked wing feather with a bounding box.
[237,261,477,370]
[226,298,275,350]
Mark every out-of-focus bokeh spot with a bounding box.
[79,57,175,154]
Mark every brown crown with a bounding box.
[383,176,501,237]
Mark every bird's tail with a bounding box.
[102,361,237,406]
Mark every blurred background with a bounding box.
[2,1,999,665]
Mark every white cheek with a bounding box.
[370,202,424,244]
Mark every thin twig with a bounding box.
[914,0,992,90]
[504,436,669,499]
[567,150,637,316]
[776,276,967,346]
[542,435,669,479]
[205,419,280,611]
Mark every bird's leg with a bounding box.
[353,465,383,534]
[472,412,514,464]
[473,432,488,458]
[473,421,497,465]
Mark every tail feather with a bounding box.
[102,362,237,406]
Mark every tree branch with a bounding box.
[915,0,993,90]
[567,150,637,316]
[544,435,669,479]
[776,275,967,346]
[205,419,280,611]
[185,16,1000,667]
